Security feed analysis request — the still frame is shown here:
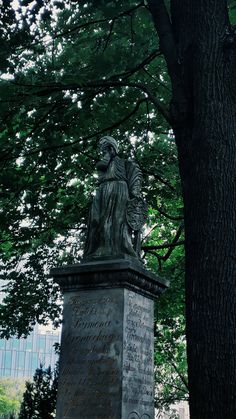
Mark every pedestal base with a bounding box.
[51,258,168,419]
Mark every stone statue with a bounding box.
[83,136,147,260]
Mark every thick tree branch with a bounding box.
[142,168,175,191]
[141,224,185,269]
[48,82,169,122]
[142,224,184,261]
[3,50,160,92]
[147,0,187,123]
[156,206,183,221]
[1,98,147,162]
[142,240,185,252]
[147,0,178,79]
[110,49,161,80]
[10,79,171,124]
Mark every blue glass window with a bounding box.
[26,339,33,351]
[0,351,3,369]
[32,352,39,371]
[0,340,5,349]
[38,337,46,352]
[12,339,20,350]
[6,340,12,350]
[5,351,12,369]
[18,351,25,369]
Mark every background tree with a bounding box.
[18,363,58,419]
[0,377,24,418]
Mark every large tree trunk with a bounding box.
[179,11,236,419]
[149,0,236,417]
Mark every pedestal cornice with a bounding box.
[51,257,168,300]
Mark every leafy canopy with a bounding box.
[0,0,188,412]
[0,0,181,332]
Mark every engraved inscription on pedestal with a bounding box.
[55,285,156,419]
[122,290,154,419]
[56,289,124,419]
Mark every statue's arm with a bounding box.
[126,161,142,198]
[130,178,142,198]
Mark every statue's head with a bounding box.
[99,136,118,155]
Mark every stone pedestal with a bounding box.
[51,258,168,419]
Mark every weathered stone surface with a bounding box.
[122,290,154,418]
[52,260,168,419]
[56,288,154,419]
[84,136,147,260]
[51,257,168,300]
[56,288,124,418]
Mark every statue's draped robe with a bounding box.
[84,156,141,258]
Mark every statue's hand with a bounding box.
[96,152,111,171]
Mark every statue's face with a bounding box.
[99,141,113,155]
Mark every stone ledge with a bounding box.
[51,257,169,300]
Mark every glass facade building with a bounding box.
[0,324,60,378]
[0,280,60,378]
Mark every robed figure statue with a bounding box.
[83,136,147,260]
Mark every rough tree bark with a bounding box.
[148,0,236,418]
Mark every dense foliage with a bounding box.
[0,378,24,418]
[6,0,236,413]
[0,0,183,325]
